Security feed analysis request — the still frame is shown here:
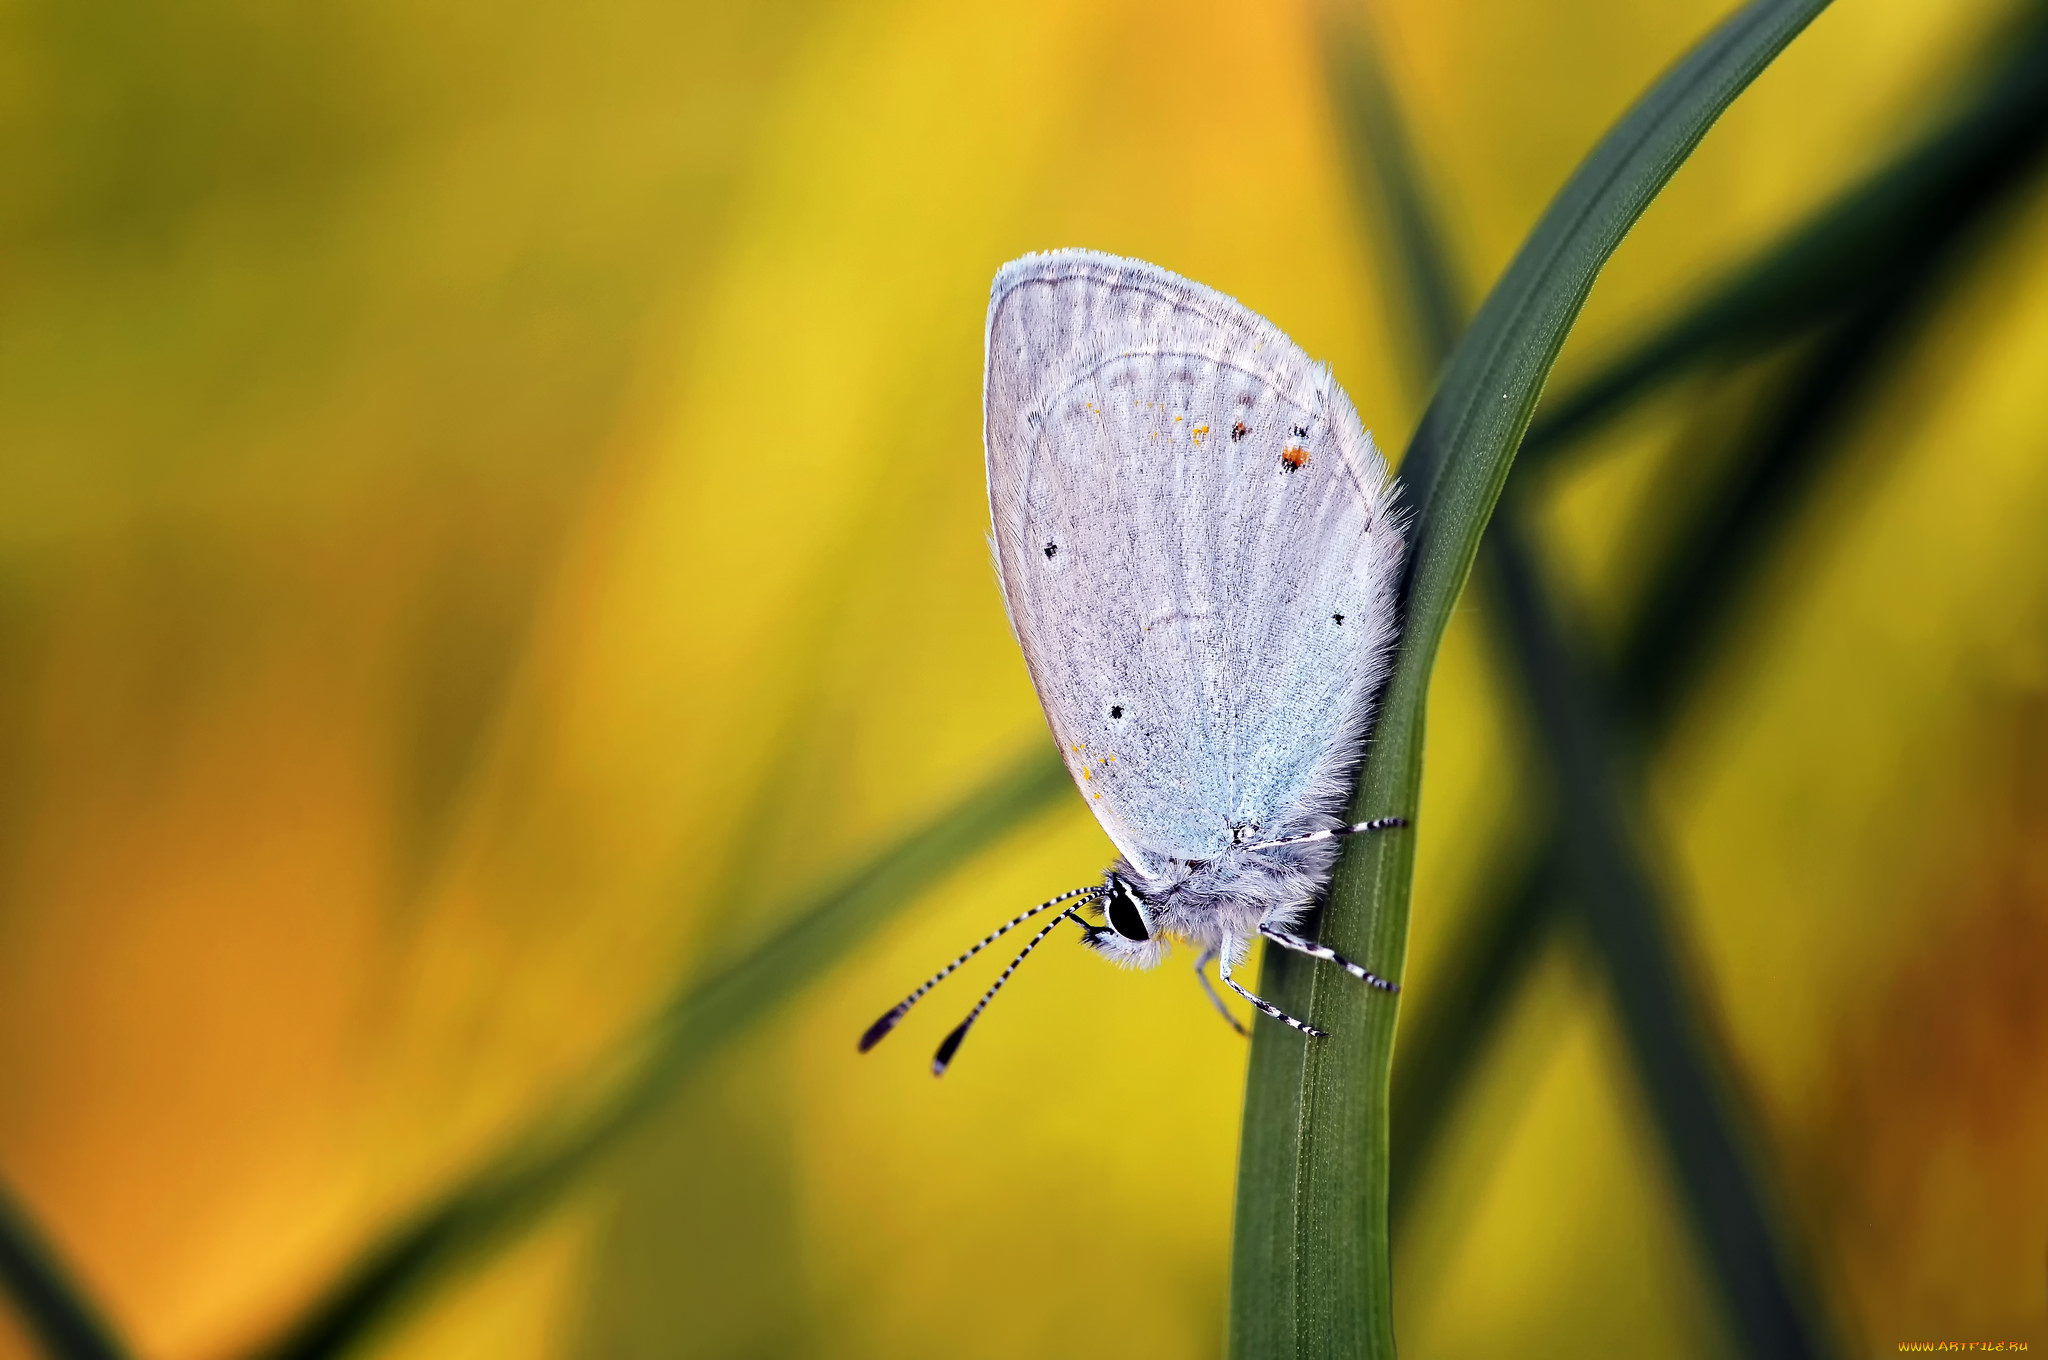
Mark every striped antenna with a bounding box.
[931,908,1085,1076]
[1242,815,1406,853]
[858,886,1099,1054]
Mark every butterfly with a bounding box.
[863,250,1406,1074]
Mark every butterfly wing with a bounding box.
[984,250,1403,881]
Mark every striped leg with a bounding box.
[1258,922,1400,994]
[930,909,1082,1076]
[859,886,1097,1053]
[1193,948,1250,1038]
[1217,935,1326,1039]
[1242,816,1406,853]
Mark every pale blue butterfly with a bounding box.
[863,250,1406,1074]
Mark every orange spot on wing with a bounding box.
[1282,445,1310,471]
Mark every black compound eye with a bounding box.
[1106,882,1151,942]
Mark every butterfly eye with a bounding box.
[1105,878,1152,942]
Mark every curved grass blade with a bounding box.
[245,746,1070,1360]
[0,1179,130,1360]
[1389,0,2048,1241]
[1230,4,1829,1356]
[1386,335,1883,1239]
[1387,240,2031,1296]
[1314,0,1565,1236]
[1522,5,2048,463]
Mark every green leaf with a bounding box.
[243,747,1070,1360]
[0,1180,131,1360]
[1229,4,1829,1356]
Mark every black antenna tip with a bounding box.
[859,1003,910,1053]
[931,1018,973,1076]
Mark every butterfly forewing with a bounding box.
[984,251,1401,880]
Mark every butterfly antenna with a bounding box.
[1242,815,1406,853]
[932,908,1084,1076]
[858,887,1099,1054]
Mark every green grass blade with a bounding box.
[0,1180,131,1360]
[1230,4,1828,1356]
[1484,516,1826,1357]
[1386,337,1874,1242]
[246,747,1071,1360]
[1522,6,2048,462]
[1387,267,1982,1267]
[1313,4,1553,1232]
[1389,0,2048,1247]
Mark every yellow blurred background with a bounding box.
[1,0,2044,1357]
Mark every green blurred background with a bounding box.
[1,0,2045,1356]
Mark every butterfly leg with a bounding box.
[1257,921,1400,994]
[1217,935,1327,1039]
[1192,948,1250,1038]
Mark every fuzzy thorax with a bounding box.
[1076,832,1342,967]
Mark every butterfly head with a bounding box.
[1079,871,1168,969]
